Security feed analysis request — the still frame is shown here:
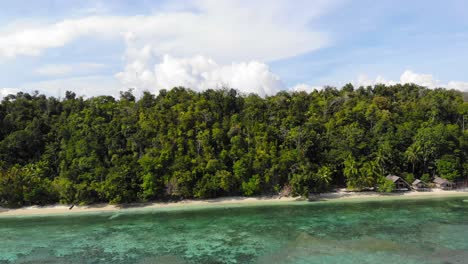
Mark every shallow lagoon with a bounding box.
[1,197,467,263]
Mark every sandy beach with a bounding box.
[1,189,467,217]
[309,188,468,201]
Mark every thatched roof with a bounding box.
[386,175,411,189]
[412,179,422,185]
[386,175,400,183]
[433,176,453,185]
[412,179,426,187]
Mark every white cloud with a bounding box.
[447,81,468,91]
[0,87,22,100]
[356,74,397,87]
[0,1,342,98]
[399,70,438,88]
[115,53,284,97]
[355,70,468,92]
[290,83,322,93]
[19,75,121,98]
[35,63,105,76]
[0,0,334,62]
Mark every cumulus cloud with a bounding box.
[447,81,468,91]
[15,76,120,98]
[0,87,22,100]
[400,70,438,88]
[0,0,333,62]
[115,52,284,97]
[356,75,397,87]
[355,70,468,91]
[290,83,323,93]
[0,1,341,98]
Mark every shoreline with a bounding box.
[1,189,467,217]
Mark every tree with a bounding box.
[405,145,421,174]
[377,177,394,193]
[0,84,465,207]
[436,155,460,181]
[343,156,360,190]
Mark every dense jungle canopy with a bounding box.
[0,84,467,207]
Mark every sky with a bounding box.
[1,0,468,99]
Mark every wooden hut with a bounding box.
[433,176,455,190]
[386,175,411,191]
[412,179,428,191]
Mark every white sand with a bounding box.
[1,189,467,217]
[309,188,468,201]
[0,196,300,217]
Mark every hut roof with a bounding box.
[386,175,401,183]
[433,176,453,184]
[412,179,422,185]
[386,175,411,189]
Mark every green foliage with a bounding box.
[344,157,379,190]
[53,177,75,204]
[421,173,431,183]
[0,163,58,207]
[343,156,360,190]
[290,165,332,196]
[377,177,395,193]
[0,84,466,207]
[242,175,261,196]
[436,155,460,181]
[0,166,27,207]
[313,166,333,192]
[290,172,312,197]
[402,173,415,185]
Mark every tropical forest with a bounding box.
[0,84,466,207]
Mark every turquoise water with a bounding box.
[1,197,468,263]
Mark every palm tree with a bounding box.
[405,144,421,174]
[343,155,359,189]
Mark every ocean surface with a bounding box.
[1,197,468,264]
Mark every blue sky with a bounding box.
[1,0,468,98]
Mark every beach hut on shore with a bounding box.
[386,175,411,191]
[412,179,428,191]
[433,176,455,190]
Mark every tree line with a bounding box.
[0,84,466,207]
